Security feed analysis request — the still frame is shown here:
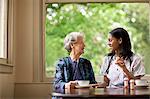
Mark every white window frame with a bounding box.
[0,0,8,63]
[0,0,14,73]
[41,0,150,82]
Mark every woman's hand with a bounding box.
[115,56,135,79]
[96,75,109,88]
[115,56,126,68]
[65,81,78,89]
[96,82,108,88]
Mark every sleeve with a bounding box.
[100,56,109,75]
[88,60,97,84]
[53,59,66,92]
[131,55,145,77]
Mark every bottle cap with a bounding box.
[124,78,129,81]
[130,79,135,83]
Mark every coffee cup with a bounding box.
[77,80,89,86]
[135,79,149,86]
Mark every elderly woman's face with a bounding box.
[72,37,85,55]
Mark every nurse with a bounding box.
[99,28,145,88]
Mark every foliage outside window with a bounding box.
[45,3,149,77]
[0,0,7,60]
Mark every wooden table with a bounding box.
[51,87,150,99]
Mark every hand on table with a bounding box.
[65,81,78,89]
[96,82,107,88]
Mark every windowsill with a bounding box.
[0,63,14,74]
[0,63,13,66]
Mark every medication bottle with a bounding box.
[130,79,135,90]
[124,77,129,88]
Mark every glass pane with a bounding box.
[45,3,149,77]
[0,0,7,58]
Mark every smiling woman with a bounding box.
[53,32,96,92]
[44,2,150,79]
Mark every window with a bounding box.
[43,0,150,78]
[0,0,8,63]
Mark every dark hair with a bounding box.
[108,27,133,59]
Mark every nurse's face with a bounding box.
[107,34,121,52]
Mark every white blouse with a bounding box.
[100,54,145,88]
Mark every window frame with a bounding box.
[0,0,8,63]
[0,0,14,73]
[42,0,150,82]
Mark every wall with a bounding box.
[14,0,52,98]
[14,0,33,83]
[0,69,14,99]
[14,83,52,99]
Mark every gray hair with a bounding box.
[64,32,84,52]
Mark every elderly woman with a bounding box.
[99,28,145,88]
[53,32,97,92]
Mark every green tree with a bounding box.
[45,3,149,77]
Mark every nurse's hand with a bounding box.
[115,57,135,80]
[96,82,108,88]
[115,56,126,69]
